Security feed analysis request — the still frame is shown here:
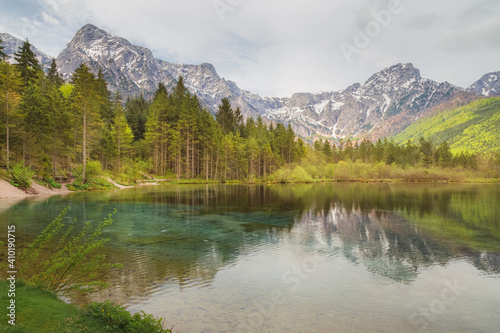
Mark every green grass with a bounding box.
[393,97,500,153]
[0,280,170,333]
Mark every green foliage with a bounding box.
[59,83,74,99]
[68,177,116,191]
[215,97,243,135]
[13,39,42,87]
[125,94,150,140]
[38,177,62,189]
[291,165,313,182]
[0,281,169,333]
[9,163,35,188]
[393,97,500,154]
[86,300,170,333]
[0,35,7,60]
[269,165,313,183]
[113,158,153,185]
[16,208,122,294]
[73,160,103,179]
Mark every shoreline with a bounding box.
[0,176,169,201]
[0,178,73,200]
[1,177,499,201]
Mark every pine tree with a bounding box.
[0,62,22,169]
[14,39,42,88]
[111,100,133,171]
[215,97,243,135]
[0,36,7,61]
[71,63,102,183]
[18,81,47,167]
[46,81,71,176]
[96,69,113,125]
[47,59,63,87]
[125,94,149,140]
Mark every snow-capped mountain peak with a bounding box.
[468,72,500,96]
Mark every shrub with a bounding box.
[73,160,104,179]
[15,208,122,294]
[68,177,116,191]
[269,167,292,183]
[39,177,62,189]
[303,164,320,179]
[9,163,35,189]
[291,165,313,183]
[86,300,170,333]
[334,161,351,181]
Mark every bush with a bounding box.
[86,300,170,333]
[268,167,292,183]
[291,165,313,183]
[113,158,153,185]
[39,177,62,189]
[15,208,122,294]
[9,163,35,189]
[68,177,116,191]
[74,160,104,179]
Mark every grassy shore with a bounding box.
[0,280,170,333]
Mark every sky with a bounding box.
[1,0,499,97]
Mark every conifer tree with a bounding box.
[96,69,113,125]
[125,94,149,140]
[71,63,101,183]
[216,97,239,134]
[0,62,22,169]
[111,99,133,171]
[0,36,7,60]
[14,39,42,88]
[47,59,63,87]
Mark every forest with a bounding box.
[1,39,499,188]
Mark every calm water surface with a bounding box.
[1,183,499,332]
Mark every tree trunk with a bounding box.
[5,90,9,169]
[5,111,9,169]
[82,106,87,184]
[52,139,57,177]
[186,134,190,179]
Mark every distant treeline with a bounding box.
[311,137,479,169]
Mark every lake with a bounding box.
[1,183,500,332]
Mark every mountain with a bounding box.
[261,63,462,140]
[55,24,265,119]
[55,25,469,141]
[0,32,53,70]
[393,97,500,153]
[468,72,500,96]
[4,24,496,142]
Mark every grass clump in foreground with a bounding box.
[0,281,170,332]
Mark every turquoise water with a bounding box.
[1,183,500,332]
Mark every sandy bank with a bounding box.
[0,178,72,200]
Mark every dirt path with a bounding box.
[106,178,132,189]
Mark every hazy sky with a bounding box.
[1,0,499,97]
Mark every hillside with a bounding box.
[393,97,500,153]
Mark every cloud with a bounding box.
[434,18,500,53]
[402,13,440,30]
[1,0,499,97]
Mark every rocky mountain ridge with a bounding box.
[0,32,53,70]
[468,72,500,96]
[2,24,499,141]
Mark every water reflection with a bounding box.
[1,184,499,306]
